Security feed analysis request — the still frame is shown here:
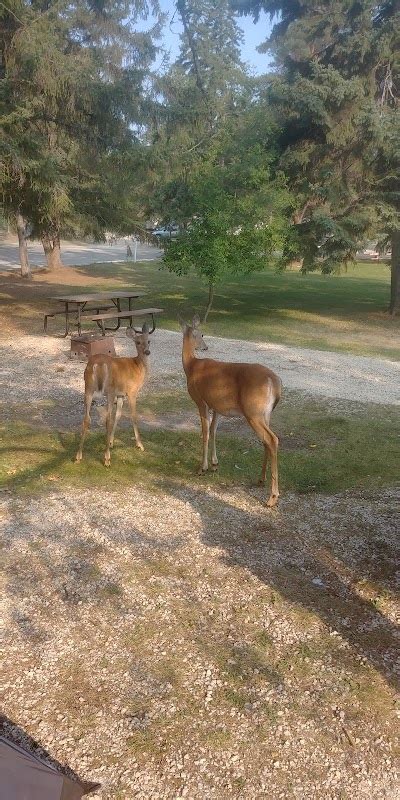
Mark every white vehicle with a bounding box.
[153,224,180,239]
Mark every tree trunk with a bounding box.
[16,213,31,279]
[203,283,215,322]
[41,232,63,270]
[389,231,400,316]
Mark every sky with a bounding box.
[151,0,273,75]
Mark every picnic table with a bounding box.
[46,291,146,336]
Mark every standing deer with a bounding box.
[180,315,282,507]
[75,322,152,466]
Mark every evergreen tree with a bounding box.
[234,0,400,313]
[0,0,160,273]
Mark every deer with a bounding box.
[180,315,282,507]
[75,322,152,467]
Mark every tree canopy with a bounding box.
[0,0,161,270]
[234,0,400,312]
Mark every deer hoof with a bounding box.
[198,466,208,475]
[104,458,111,467]
[75,453,82,464]
[211,463,219,472]
[136,443,145,452]
[266,495,278,508]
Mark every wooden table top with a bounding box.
[51,291,145,303]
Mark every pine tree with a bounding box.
[234,0,400,313]
[0,0,160,273]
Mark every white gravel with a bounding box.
[0,328,399,408]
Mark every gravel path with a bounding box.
[0,329,399,410]
[1,328,399,799]
[2,484,399,799]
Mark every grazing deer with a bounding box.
[180,315,282,507]
[75,322,152,466]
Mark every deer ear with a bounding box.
[142,321,149,334]
[177,314,188,332]
[192,314,201,329]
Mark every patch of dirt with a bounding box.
[1,484,399,799]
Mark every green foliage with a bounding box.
[235,0,400,309]
[0,0,160,247]
[162,127,289,303]
[147,1,290,314]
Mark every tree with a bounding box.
[163,110,290,319]
[234,0,400,313]
[146,0,289,318]
[0,0,160,273]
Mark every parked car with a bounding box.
[153,224,180,239]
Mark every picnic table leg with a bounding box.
[100,297,122,332]
[62,302,70,337]
[77,303,82,336]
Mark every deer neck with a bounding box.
[135,353,149,373]
[182,336,196,377]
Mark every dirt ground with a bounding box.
[0,270,399,799]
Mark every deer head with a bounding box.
[179,314,208,351]
[126,321,151,356]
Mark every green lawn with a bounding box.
[71,258,398,360]
[2,392,399,498]
[2,256,398,358]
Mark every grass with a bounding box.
[1,257,398,359]
[1,391,399,497]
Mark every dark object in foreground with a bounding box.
[0,736,100,799]
[70,333,116,360]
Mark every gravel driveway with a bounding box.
[1,328,399,409]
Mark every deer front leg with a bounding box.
[210,410,219,471]
[197,403,210,474]
[127,393,144,451]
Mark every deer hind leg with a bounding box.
[197,402,210,474]
[246,416,279,508]
[127,393,144,451]
[210,411,219,470]
[110,396,124,448]
[104,395,116,466]
[75,391,94,463]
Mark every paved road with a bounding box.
[0,237,163,270]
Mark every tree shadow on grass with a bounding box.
[164,481,400,693]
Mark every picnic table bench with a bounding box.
[44,304,113,333]
[44,291,146,336]
[91,307,164,335]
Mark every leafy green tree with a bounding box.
[0,0,160,273]
[163,111,290,319]
[145,0,251,222]
[234,0,400,313]
[147,0,290,318]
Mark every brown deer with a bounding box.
[180,315,282,507]
[75,322,152,466]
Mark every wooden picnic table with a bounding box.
[48,291,145,336]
